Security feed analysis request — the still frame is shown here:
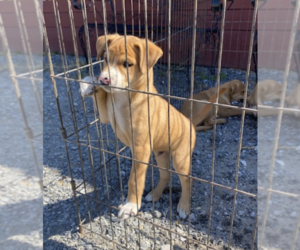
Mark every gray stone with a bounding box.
[154,210,162,219]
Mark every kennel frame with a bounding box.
[0,0,43,190]
[43,0,300,249]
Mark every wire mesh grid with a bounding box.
[42,0,300,250]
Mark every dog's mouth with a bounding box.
[99,81,110,86]
[232,100,244,106]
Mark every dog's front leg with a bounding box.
[92,88,109,124]
[118,146,151,219]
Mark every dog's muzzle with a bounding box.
[99,76,110,85]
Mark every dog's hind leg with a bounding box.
[145,151,170,202]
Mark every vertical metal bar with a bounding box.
[67,0,101,229]
[166,0,172,247]
[131,0,134,35]
[101,0,128,247]
[187,1,198,249]
[121,0,142,248]
[81,0,94,77]
[0,13,42,190]
[206,1,227,249]
[101,0,129,248]
[260,0,300,245]
[156,0,159,42]
[291,212,300,250]
[228,0,258,247]
[41,10,83,235]
[33,0,43,43]
[143,0,156,248]
[151,0,153,41]
[122,0,141,249]
[113,0,117,33]
[251,216,258,250]
[13,0,43,120]
[53,0,95,236]
[91,0,99,39]
[138,0,141,37]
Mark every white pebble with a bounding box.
[240,159,247,167]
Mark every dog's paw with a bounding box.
[118,202,140,219]
[80,76,97,97]
[177,200,189,219]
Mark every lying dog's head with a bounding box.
[96,34,163,92]
[225,80,246,102]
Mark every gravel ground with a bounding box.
[0,54,43,249]
[43,54,258,250]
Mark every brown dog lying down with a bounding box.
[180,80,249,131]
[80,34,217,219]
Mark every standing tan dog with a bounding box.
[180,80,247,131]
[81,34,200,219]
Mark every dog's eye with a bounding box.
[123,62,133,67]
[104,57,108,63]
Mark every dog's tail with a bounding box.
[192,88,227,126]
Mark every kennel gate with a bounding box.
[43,0,258,249]
[43,0,300,249]
[0,0,43,190]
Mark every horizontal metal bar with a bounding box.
[51,74,258,112]
[258,104,300,113]
[11,75,43,81]
[74,146,128,191]
[55,60,103,77]
[16,68,43,77]
[66,118,100,139]
[257,187,300,199]
[67,138,257,198]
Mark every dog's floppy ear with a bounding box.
[135,39,163,73]
[229,85,235,95]
[96,34,120,60]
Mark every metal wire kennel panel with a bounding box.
[44,0,258,249]
[256,0,300,250]
[0,0,43,190]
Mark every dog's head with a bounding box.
[226,80,246,102]
[96,34,163,92]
